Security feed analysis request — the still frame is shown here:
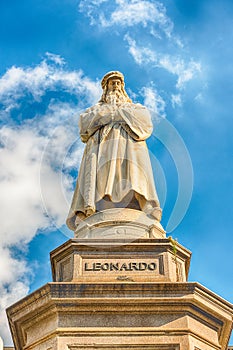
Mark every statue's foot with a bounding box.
[143,204,162,221]
[75,212,86,226]
[85,206,95,217]
[150,207,162,221]
[75,207,95,227]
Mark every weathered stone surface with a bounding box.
[74,208,165,239]
[6,282,233,350]
[50,238,191,283]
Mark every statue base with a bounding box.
[50,238,191,284]
[7,273,233,349]
[75,208,165,239]
[6,211,233,349]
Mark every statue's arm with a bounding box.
[79,104,118,142]
[79,108,95,143]
[78,103,151,143]
[79,104,112,142]
[118,103,153,141]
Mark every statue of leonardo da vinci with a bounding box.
[66,71,162,230]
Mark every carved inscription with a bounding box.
[84,261,157,272]
[69,344,180,349]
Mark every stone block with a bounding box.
[50,238,191,284]
[6,282,233,350]
[74,208,166,240]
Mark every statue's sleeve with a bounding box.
[79,104,115,143]
[79,103,153,142]
[118,103,153,141]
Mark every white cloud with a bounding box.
[171,94,182,108]
[0,279,29,345]
[79,0,199,95]
[141,86,166,119]
[0,54,101,119]
[159,55,201,89]
[103,0,173,34]
[79,0,109,25]
[0,242,31,344]
[0,127,47,343]
[124,34,156,65]
[0,55,100,345]
[0,128,49,244]
[79,0,200,95]
[79,0,174,38]
[79,0,200,92]
[194,92,204,103]
[0,123,81,343]
[45,52,65,66]
[125,34,201,89]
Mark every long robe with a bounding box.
[66,101,160,230]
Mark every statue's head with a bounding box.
[99,71,132,104]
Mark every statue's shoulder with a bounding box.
[126,102,148,110]
[135,102,146,108]
[80,102,102,116]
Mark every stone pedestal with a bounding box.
[50,238,190,284]
[7,209,233,350]
[74,208,166,239]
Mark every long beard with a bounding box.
[105,90,127,105]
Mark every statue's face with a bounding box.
[107,78,122,93]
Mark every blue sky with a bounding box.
[0,0,233,346]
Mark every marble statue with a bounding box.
[66,71,162,230]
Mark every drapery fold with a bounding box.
[66,102,160,230]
